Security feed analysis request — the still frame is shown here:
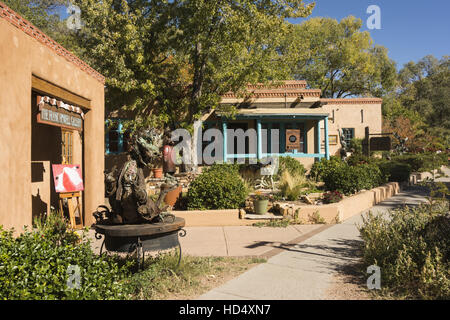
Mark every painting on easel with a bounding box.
[52,164,84,229]
[52,164,84,193]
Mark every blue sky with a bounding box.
[290,0,450,69]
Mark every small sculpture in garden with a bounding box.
[95,128,178,225]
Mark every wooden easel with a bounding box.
[59,191,83,229]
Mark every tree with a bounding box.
[383,55,450,150]
[281,16,397,98]
[68,0,315,129]
[170,0,315,124]
[2,0,75,47]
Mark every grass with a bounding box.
[122,252,266,300]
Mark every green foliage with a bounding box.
[276,156,306,180]
[346,153,372,167]
[308,156,343,182]
[376,160,411,183]
[349,138,363,154]
[321,162,385,195]
[278,170,309,201]
[187,163,248,210]
[391,153,447,172]
[359,201,450,299]
[281,16,396,98]
[0,214,131,300]
[66,0,315,128]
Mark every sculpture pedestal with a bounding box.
[93,217,186,269]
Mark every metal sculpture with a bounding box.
[95,128,178,225]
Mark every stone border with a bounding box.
[171,182,400,226]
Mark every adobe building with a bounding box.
[203,80,382,168]
[0,2,105,231]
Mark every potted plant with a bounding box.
[151,157,163,179]
[253,192,269,215]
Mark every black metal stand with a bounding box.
[93,217,186,270]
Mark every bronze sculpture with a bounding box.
[95,128,178,225]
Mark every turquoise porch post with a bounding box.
[256,118,262,160]
[324,116,330,160]
[222,120,227,162]
[316,119,321,155]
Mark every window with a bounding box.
[342,128,355,146]
[262,121,305,154]
[62,130,73,164]
[105,120,130,154]
[361,109,364,123]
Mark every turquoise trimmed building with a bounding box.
[201,80,382,168]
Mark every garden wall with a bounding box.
[172,182,400,226]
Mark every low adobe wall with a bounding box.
[279,182,400,223]
[171,182,400,226]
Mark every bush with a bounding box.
[276,156,306,179]
[187,163,248,210]
[376,160,412,182]
[359,201,450,299]
[392,153,447,172]
[278,170,305,201]
[308,156,343,181]
[0,214,131,300]
[321,163,385,195]
[323,191,344,204]
[349,138,363,154]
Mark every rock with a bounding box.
[302,195,314,205]
[239,208,246,219]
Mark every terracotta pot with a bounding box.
[153,168,163,179]
[164,186,183,206]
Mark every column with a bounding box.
[316,119,321,156]
[324,116,330,160]
[222,120,227,163]
[256,118,262,160]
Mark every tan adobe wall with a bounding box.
[320,102,382,157]
[0,16,105,232]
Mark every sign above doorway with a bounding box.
[36,95,84,131]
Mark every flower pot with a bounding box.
[153,168,163,179]
[253,199,269,215]
[164,186,183,207]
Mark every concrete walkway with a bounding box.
[197,186,429,300]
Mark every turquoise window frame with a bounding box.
[105,119,125,155]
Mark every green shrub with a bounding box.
[349,138,363,154]
[346,153,372,166]
[276,156,306,179]
[187,163,248,210]
[0,215,131,300]
[321,163,385,195]
[392,153,447,172]
[376,160,412,182]
[359,201,450,299]
[308,156,343,181]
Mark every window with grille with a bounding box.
[62,130,73,164]
[342,128,355,146]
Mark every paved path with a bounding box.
[198,187,429,300]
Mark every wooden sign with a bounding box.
[38,104,83,131]
[285,129,301,152]
[370,137,391,151]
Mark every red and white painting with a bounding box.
[52,164,84,193]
